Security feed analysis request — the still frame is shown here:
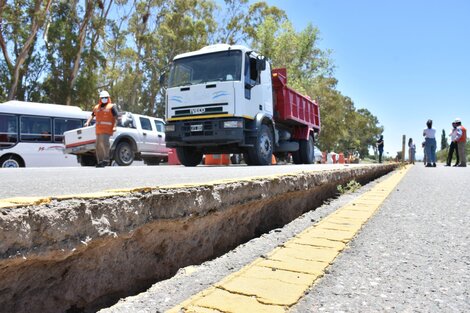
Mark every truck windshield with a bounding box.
[168,50,242,87]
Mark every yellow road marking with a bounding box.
[168,165,410,313]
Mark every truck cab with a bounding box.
[165,44,320,166]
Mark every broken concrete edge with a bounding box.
[0,164,399,313]
[0,164,397,260]
[0,167,349,209]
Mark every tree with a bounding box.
[41,0,113,107]
[0,0,53,101]
[441,129,448,150]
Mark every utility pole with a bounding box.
[402,135,406,163]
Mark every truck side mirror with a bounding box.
[159,72,166,86]
[256,57,266,71]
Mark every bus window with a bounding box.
[20,116,52,142]
[54,118,83,143]
[0,114,18,148]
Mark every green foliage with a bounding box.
[440,129,448,150]
[337,180,361,194]
[0,0,383,156]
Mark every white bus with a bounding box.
[0,100,90,168]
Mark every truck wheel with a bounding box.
[247,124,273,165]
[144,158,161,166]
[292,149,302,164]
[230,154,241,164]
[299,135,315,164]
[79,155,97,166]
[0,155,24,168]
[114,141,135,166]
[176,147,203,167]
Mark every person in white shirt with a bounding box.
[445,121,459,166]
[423,119,437,167]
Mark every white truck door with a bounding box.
[137,116,158,153]
[153,119,167,153]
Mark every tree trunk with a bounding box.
[5,0,52,100]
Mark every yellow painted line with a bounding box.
[168,165,411,313]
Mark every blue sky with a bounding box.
[263,0,470,158]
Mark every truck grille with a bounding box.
[172,103,228,118]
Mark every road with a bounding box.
[0,163,363,199]
[100,164,470,312]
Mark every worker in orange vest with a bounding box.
[454,118,467,167]
[85,91,118,167]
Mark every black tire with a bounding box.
[292,148,302,164]
[0,154,24,168]
[299,135,315,164]
[246,124,273,165]
[144,158,161,166]
[176,146,203,167]
[230,154,241,164]
[79,154,97,167]
[114,141,135,166]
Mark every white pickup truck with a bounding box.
[64,112,169,166]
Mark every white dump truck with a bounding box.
[164,44,321,166]
[64,112,169,166]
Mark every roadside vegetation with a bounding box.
[0,0,383,159]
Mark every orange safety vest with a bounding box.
[93,102,116,135]
[457,125,467,143]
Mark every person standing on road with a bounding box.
[454,118,467,167]
[408,138,416,164]
[85,90,118,167]
[445,121,459,166]
[376,135,384,163]
[423,119,437,167]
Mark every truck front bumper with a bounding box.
[165,118,247,148]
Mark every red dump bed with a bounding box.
[272,68,321,134]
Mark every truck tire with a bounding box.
[292,149,302,164]
[114,141,135,166]
[143,157,161,166]
[299,135,315,164]
[247,124,273,165]
[79,155,97,167]
[176,147,203,167]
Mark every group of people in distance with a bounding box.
[421,118,467,168]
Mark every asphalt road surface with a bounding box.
[1,163,362,199]
[100,164,469,312]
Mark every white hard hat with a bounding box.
[454,117,461,123]
[99,90,110,98]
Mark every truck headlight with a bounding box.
[165,124,175,132]
[223,120,243,128]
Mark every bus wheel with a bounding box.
[114,141,135,166]
[0,155,24,168]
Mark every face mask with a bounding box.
[101,98,109,104]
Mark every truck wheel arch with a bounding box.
[111,135,138,154]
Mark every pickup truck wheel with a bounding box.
[176,147,203,167]
[114,141,135,166]
[299,135,315,164]
[247,124,273,165]
[79,155,97,167]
